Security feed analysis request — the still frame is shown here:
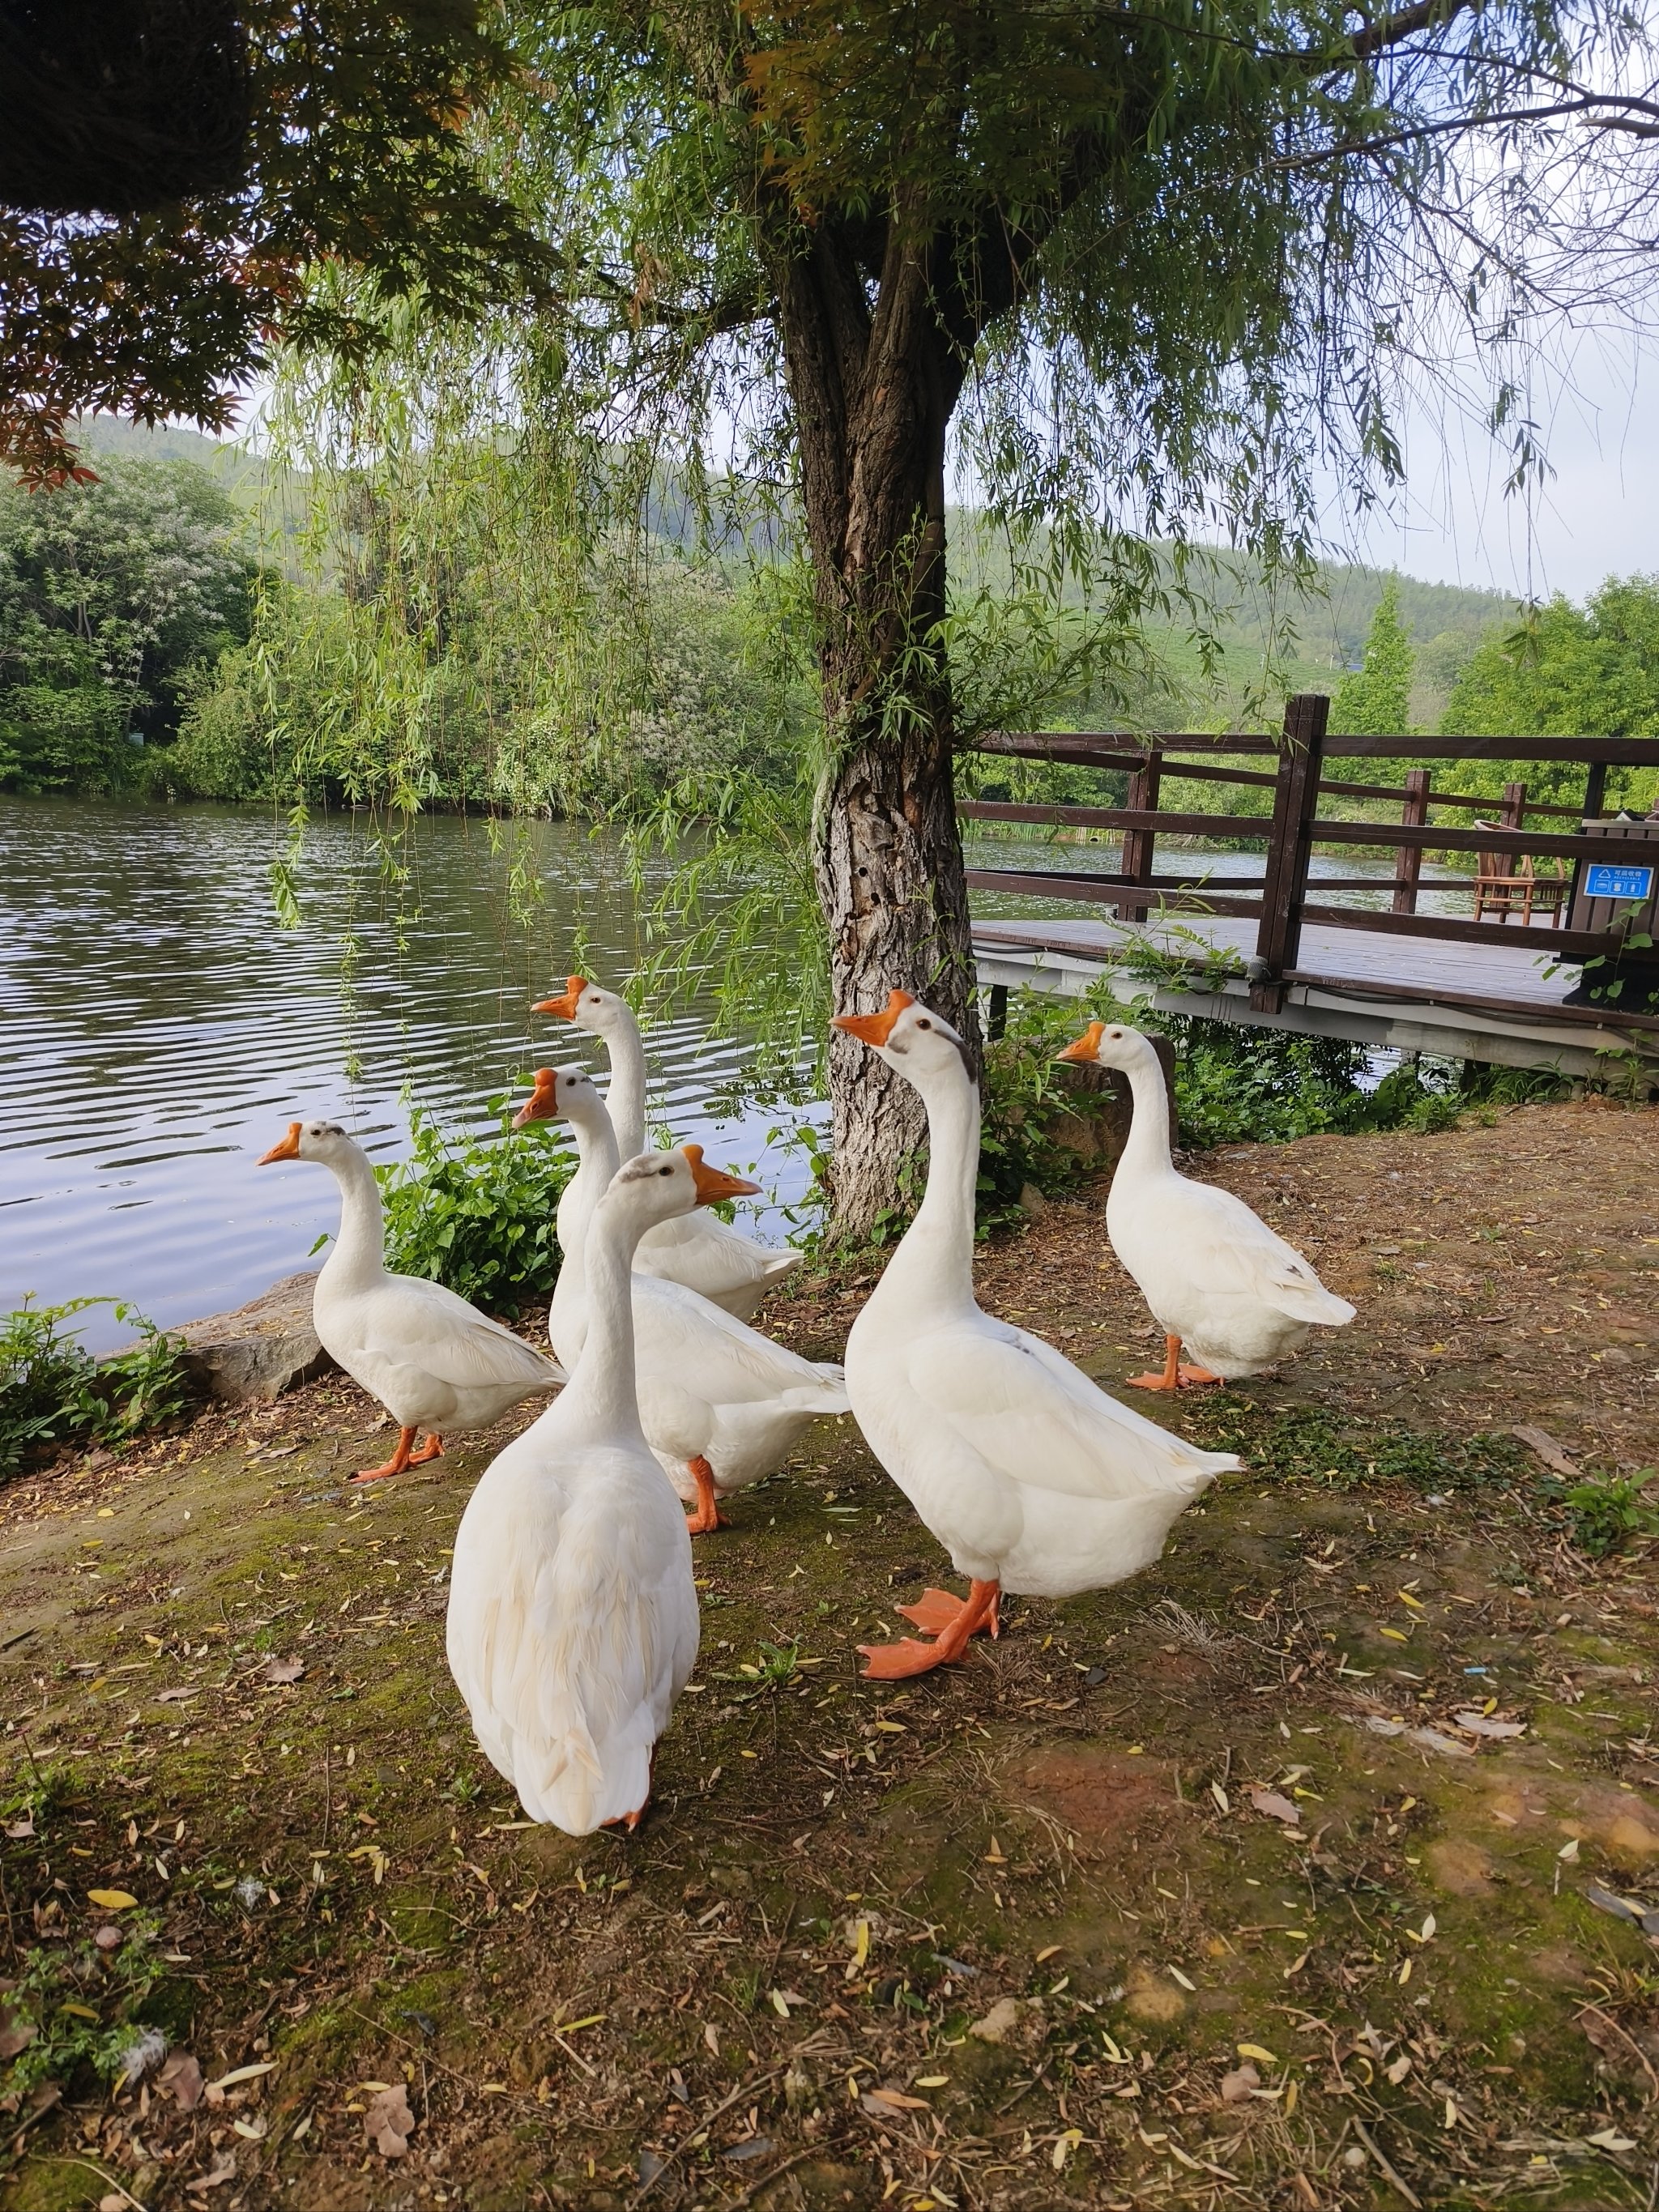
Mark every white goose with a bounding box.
[534,977,800,1319]
[1059,1021,1355,1387]
[446,1147,735,1833]
[257,1119,564,1481]
[834,993,1239,1679]
[518,1066,850,1533]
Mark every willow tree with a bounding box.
[478,0,1654,1229]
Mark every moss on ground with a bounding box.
[3,1100,1658,2210]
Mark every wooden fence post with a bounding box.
[1118,749,1162,920]
[1392,766,1431,914]
[1500,779,1527,833]
[1252,693,1328,1012]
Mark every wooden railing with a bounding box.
[960,694,1659,1018]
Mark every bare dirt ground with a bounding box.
[2,1097,1657,2212]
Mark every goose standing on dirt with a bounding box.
[833,994,1239,1678]
[257,1120,564,1481]
[517,1066,850,1533]
[1058,1020,1355,1388]
[534,977,800,1319]
[446,1148,741,1832]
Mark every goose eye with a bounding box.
[659,1164,672,1176]
[918,1018,932,1029]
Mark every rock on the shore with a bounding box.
[173,1272,335,1403]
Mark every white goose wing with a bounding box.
[1174,1180,1355,1327]
[636,1279,848,1412]
[637,1211,800,1301]
[906,1318,1237,1502]
[363,1276,565,1392]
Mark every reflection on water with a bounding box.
[0,798,817,1348]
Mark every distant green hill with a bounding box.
[61,417,1519,722]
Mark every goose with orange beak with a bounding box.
[515,1067,850,1533]
[834,991,1239,1678]
[1057,1020,1354,1389]
[257,1119,565,1481]
[446,1148,723,1834]
[532,977,800,1320]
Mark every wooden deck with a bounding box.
[971,913,1659,1078]
[962,700,1659,1082]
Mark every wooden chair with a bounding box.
[1472,823,1567,926]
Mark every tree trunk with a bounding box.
[771,218,981,1238]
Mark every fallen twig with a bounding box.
[1350,2119,1422,2210]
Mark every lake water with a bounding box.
[0,798,821,1349]
[0,797,1469,1348]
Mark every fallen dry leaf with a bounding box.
[1453,1711,1526,1738]
[862,2086,930,2113]
[365,2081,416,2157]
[4,1814,35,1839]
[159,2051,204,2110]
[260,1657,305,1686]
[184,2156,237,2195]
[87,1889,137,1911]
[1221,2062,1260,2103]
[1247,1788,1303,1826]
[0,2001,36,2061]
[1511,1424,1580,1478]
[968,1997,1026,2044]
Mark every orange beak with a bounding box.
[683,1144,762,1204]
[831,988,915,1049]
[513,1069,561,1128]
[257,1122,302,1164]
[1057,1022,1105,1065]
[532,975,587,1021]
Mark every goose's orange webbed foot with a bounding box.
[407,1432,445,1464]
[1176,1365,1223,1387]
[352,1425,418,1483]
[896,1586,1001,1639]
[859,1579,1000,1678]
[684,1455,730,1535]
[1127,1333,1183,1392]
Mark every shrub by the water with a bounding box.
[0,1297,188,1477]
[375,1100,574,1319]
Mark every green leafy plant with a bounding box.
[376,1096,574,1319]
[0,1914,168,2101]
[0,1298,188,1479]
[1545,1470,1659,1558]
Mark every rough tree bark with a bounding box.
[770,215,981,1236]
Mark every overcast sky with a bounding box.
[1318,321,1659,603]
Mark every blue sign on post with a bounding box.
[1584,862,1654,902]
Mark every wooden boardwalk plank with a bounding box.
[970,914,1659,1071]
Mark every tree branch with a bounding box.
[1346,0,1486,60]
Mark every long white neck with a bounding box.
[557,1190,650,1445]
[318,1144,386,1289]
[879,1059,981,1313]
[599,1010,647,1161]
[552,1098,621,1321]
[1118,1051,1176,1181]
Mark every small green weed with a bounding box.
[0,1296,188,1480]
[0,1915,168,2101]
[377,1094,574,1318]
[1545,1469,1659,1558]
[719,1640,804,1694]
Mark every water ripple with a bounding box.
[1,797,819,1348]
